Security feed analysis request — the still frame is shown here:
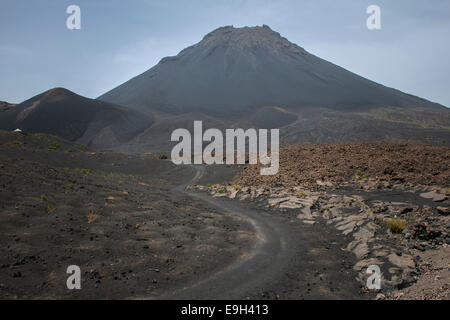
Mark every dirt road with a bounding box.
[157,165,362,299]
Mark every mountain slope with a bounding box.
[0,101,16,113]
[97,25,449,151]
[0,88,152,149]
[99,25,444,116]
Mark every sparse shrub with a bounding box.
[217,188,224,194]
[233,184,242,190]
[387,218,407,234]
[87,213,99,224]
[355,170,369,179]
[74,168,92,174]
[46,202,55,213]
[206,183,212,188]
[48,142,61,151]
[40,193,55,213]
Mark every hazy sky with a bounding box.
[1,0,449,107]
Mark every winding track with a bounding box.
[158,165,298,299]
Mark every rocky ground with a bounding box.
[0,131,255,299]
[190,142,450,300]
[234,142,449,189]
[1,134,448,300]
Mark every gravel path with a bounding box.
[158,165,361,300]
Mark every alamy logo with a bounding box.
[66,5,81,30]
[366,265,381,290]
[366,5,381,30]
[170,121,279,175]
[66,265,81,290]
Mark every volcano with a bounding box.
[97,25,449,151]
[100,25,444,114]
[0,88,151,149]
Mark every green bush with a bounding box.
[387,218,407,234]
[48,142,61,151]
[46,202,56,213]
